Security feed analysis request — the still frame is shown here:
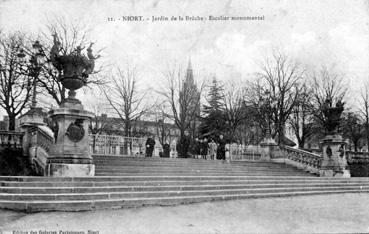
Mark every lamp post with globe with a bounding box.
[17,41,47,128]
[259,89,277,161]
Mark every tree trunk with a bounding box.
[366,121,369,151]
[7,114,16,131]
[297,139,303,149]
[354,142,358,152]
[92,135,96,153]
[178,129,186,158]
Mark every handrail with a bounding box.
[280,145,322,169]
[28,127,54,152]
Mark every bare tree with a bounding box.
[341,111,364,151]
[159,65,204,139]
[255,51,304,143]
[244,79,269,137]
[87,100,110,135]
[222,82,248,142]
[154,104,173,147]
[86,100,110,153]
[103,66,149,137]
[158,64,204,158]
[288,83,315,148]
[0,32,33,130]
[310,66,347,135]
[359,82,369,150]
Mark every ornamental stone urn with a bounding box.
[45,34,98,177]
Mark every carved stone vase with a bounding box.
[46,41,95,177]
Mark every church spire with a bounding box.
[187,57,192,71]
[185,57,194,84]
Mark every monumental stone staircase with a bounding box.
[1,155,369,212]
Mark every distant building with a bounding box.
[90,114,181,146]
[0,116,8,131]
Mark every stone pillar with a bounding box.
[19,107,46,157]
[46,102,94,177]
[319,134,350,177]
[260,138,277,161]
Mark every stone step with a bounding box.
[92,156,262,161]
[2,176,368,182]
[1,189,367,212]
[92,158,281,166]
[93,162,304,172]
[92,156,235,161]
[94,172,314,177]
[93,158,281,163]
[93,164,289,171]
[94,164,284,169]
[1,185,368,201]
[0,155,361,212]
[93,170,309,175]
[2,178,365,187]
[93,161,286,167]
[1,183,368,194]
[94,165,303,171]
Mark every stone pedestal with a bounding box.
[19,107,45,127]
[319,134,350,178]
[260,137,278,161]
[19,107,47,157]
[46,102,94,177]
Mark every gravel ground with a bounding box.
[1,193,369,234]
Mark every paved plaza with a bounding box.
[1,193,369,234]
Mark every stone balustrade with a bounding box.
[279,145,322,174]
[229,144,262,161]
[347,151,369,163]
[0,131,24,149]
[29,127,54,152]
[26,127,54,175]
[90,134,177,157]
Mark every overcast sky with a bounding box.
[0,0,368,115]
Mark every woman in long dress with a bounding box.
[209,139,217,160]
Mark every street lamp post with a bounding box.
[16,41,46,155]
[260,89,274,140]
[260,89,277,161]
[17,41,45,111]
[16,41,46,130]
[264,90,272,139]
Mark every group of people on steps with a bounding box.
[145,134,228,160]
[192,134,227,160]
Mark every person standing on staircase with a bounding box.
[217,134,227,161]
[145,136,156,157]
[201,137,209,159]
[209,139,217,160]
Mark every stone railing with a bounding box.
[279,145,322,174]
[346,151,369,164]
[27,126,54,175]
[0,131,24,149]
[90,134,145,156]
[30,127,54,152]
[229,144,262,161]
[90,134,177,157]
